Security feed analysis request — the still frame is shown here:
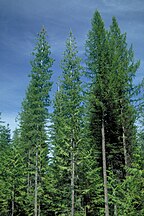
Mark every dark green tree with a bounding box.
[85,10,110,215]
[0,119,11,215]
[9,128,26,216]
[85,10,140,215]
[19,27,54,215]
[108,17,140,172]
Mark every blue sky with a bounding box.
[0,0,144,132]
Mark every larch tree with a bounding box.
[85,10,140,215]
[108,17,140,175]
[105,19,140,214]
[85,10,110,216]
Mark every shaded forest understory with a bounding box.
[0,10,144,216]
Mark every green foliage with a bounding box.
[0,12,143,216]
[18,27,54,214]
[85,9,141,215]
[51,31,84,214]
[0,121,11,215]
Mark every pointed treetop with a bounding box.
[91,10,104,26]
[40,25,47,36]
[69,29,73,45]
[110,16,121,36]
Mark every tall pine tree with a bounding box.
[85,10,110,215]
[85,10,140,215]
[51,31,84,215]
[19,27,54,215]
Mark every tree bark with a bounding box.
[113,189,118,216]
[102,115,109,216]
[71,129,75,216]
[38,202,41,216]
[122,125,128,167]
[114,204,118,216]
[27,150,30,194]
[11,185,14,216]
[120,99,128,169]
[34,147,38,216]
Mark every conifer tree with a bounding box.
[0,120,11,215]
[108,17,140,173]
[85,10,140,215]
[19,27,54,215]
[85,10,110,215]
[51,31,84,215]
[7,128,26,216]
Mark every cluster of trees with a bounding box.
[0,11,143,216]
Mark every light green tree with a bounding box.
[51,31,84,215]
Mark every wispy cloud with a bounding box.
[102,0,144,12]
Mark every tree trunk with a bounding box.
[34,148,38,216]
[102,114,109,216]
[38,202,41,216]
[122,125,128,167]
[11,185,14,216]
[27,150,31,194]
[71,129,75,216]
[120,99,128,169]
[114,204,118,216]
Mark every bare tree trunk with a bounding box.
[38,202,41,216]
[114,204,118,216]
[71,129,75,216]
[11,185,14,216]
[122,125,128,167]
[85,206,87,216]
[113,190,118,216]
[102,115,109,216]
[120,99,128,169]
[34,147,38,216]
[27,150,31,194]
